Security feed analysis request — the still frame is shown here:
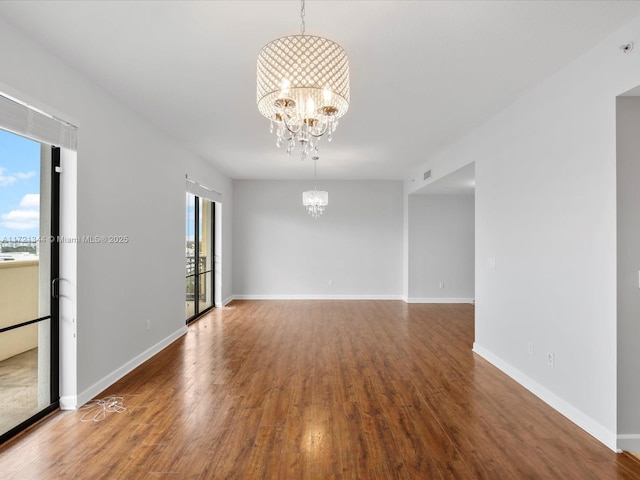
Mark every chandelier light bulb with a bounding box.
[306,98,315,116]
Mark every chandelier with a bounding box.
[303,156,328,219]
[257,0,350,161]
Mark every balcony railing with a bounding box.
[185,255,207,277]
[185,256,208,302]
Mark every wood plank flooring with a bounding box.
[1,300,639,479]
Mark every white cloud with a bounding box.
[0,167,37,187]
[0,167,16,187]
[0,179,40,231]
[20,194,40,208]
[2,209,39,221]
[2,220,39,230]
[1,208,39,230]
[15,171,36,180]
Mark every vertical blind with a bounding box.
[0,92,78,151]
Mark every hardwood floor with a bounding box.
[1,300,639,479]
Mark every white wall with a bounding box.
[233,180,403,298]
[408,194,474,302]
[0,16,233,407]
[405,16,640,450]
[617,96,640,449]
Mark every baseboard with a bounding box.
[617,434,640,452]
[472,342,618,452]
[59,395,77,411]
[231,294,404,300]
[74,326,188,408]
[406,297,475,304]
[223,295,235,306]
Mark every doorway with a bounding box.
[616,91,640,452]
[185,193,216,322]
[407,162,475,303]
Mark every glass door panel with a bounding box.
[0,130,58,443]
[185,193,196,319]
[185,194,214,322]
[198,199,213,311]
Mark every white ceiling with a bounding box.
[1,1,639,181]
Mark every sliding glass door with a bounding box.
[0,130,59,444]
[186,193,215,322]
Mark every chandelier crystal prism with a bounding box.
[257,0,350,161]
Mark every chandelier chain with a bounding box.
[300,0,306,35]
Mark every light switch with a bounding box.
[488,258,496,269]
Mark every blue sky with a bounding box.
[0,129,40,240]
[186,193,195,242]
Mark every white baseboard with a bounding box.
[406,297,475,304]
[73,326,188,409]
[472,342,618,452]
[223,295,235,306]
[59,395,77,410]
[617,434,640,452]
[231,294,403,300]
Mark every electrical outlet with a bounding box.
[328,279,333,286]
[528,343,534,356]
[547,352,554,366]
[146,319,151,331]
[439,282,444,289]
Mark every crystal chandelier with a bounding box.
[303,156,328,219]
[303,188,328,219]
[257,0,350,161]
